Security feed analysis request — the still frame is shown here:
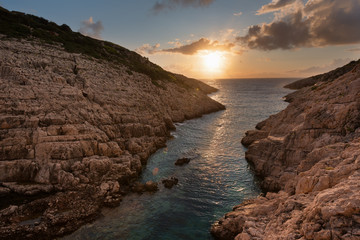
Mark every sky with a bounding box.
[1,0,360,79]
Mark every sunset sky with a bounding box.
[1,0,360,79]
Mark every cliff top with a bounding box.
[0,6,215,93]
[285,59,360,89]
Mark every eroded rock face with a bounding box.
[212,63,360,239]
[0,38,224,239]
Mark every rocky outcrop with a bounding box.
[212,63,360,239]
[162,177,179,189]
[175,157,191,166]
[0,37,224,239]
[285,59,360,89]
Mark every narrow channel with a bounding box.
[64,78,295,240]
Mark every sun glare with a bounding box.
[201,51,224,76]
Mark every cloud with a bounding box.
[307,0,360,46]
[238,0,360,50]
[347,48,360,52]
[135,43,161,55]
[152,0,215,13]
[233,11,243,16]
[162,38,235,55]
[238,11,310,50]
[136,38,236,55]
[257,0,297,15]
[79,17,103,39]
[168,40,182,47]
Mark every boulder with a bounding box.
[144,181,158,192]
[175,157,191,166]
[162,177,179,189]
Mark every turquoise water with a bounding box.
[64,78,295,240]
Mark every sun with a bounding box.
[204,52,222,69]
[202,51,224,74]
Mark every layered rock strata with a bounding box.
[212,63,360,239]
[0,38,224,239]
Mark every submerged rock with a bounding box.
[144,181,158,192]
[175,157,191,166]
[132,181,158,193]
[132,182,146,193]
[162,177,179,189]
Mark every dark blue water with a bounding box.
[64,78,295,240]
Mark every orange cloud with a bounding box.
[162,38,235,55]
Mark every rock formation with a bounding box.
[0,31,224,240]
[175,157,191,166]
[212,62,360,239]
[285,59,360,90]
[162,177,179,189]
[132,181,159,193]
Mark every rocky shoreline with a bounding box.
[211,62,360,239]
[0,38,225,239]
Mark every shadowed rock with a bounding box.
[162,177,178,189]
[175,157,191,166]
[144,181,158,192]
[132,181,158,193]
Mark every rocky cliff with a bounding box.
[284,59,360,90]
[0,9,225,239]
[211,63,360,239]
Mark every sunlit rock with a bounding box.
[0,35,224,238]
[212,61,360,240]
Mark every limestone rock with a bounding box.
[212,62,360,239]
[0,37,224,239]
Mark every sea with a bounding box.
[64,78,296,240]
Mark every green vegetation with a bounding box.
[0,6,177,85]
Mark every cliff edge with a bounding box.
[284,59,360,90]
[211,62,360,239]
[0,8,225,240]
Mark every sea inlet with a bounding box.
[64,78,295,240]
